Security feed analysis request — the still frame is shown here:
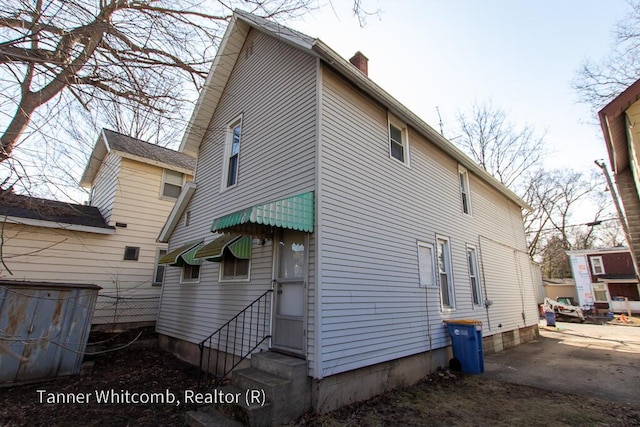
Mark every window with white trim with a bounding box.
[181,264,201,284]
[590,256,605,275]
[459,165,472,215]
[153,249,167,286]
[222,116,242,189]
[437,236,455,309]
[417,242,436,287]
[161,169,184,199]
[388,115,409,165]
[467,245,482,306]
[221,252,250,281]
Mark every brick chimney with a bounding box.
[349,51,368,76]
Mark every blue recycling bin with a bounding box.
[445,320,484,374]
[545,311,556,327]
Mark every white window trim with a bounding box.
[388,113,410,167]
[458,164,472,216]
[417,241,436,288]
[466,244,483,307]
[219,254,252,283]
[153,248,167,286]
[221,114,243,191]
[160,169,185,201]
[590,256,605,275]
[436,235,456,310]
[180,264,201,284]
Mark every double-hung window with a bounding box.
[221,252,250,281]
[388,115,409,165]
[467,245,482,306]
[162,169,184,199]
[590,256,605,275]
[437,236,455,309]
[181,264,201,284]
[459,165,472,215]
[222,116,242,189]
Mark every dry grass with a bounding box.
[294,371,640,427]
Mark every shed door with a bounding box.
[273,230,306,354]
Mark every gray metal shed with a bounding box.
[0,280,100,385]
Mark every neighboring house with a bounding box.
[542,278,579,302]
[599,80,640,279]
[0,129,195,328]
[566,247,639,314]
[156,10,539,418]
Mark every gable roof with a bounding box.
[80,129,196,187]
[179,10,528,209]
[598,78,640,174]
[0,192,114,234]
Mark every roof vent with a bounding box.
[349,51,368,76]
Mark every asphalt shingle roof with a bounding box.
[103,129,196,172]
[0,192,112,229]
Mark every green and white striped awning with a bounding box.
[194,234,252,262]
[211,191,314,237]
[158,241,203,266]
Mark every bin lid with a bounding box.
[443,319,482,325]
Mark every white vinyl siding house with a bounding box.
[155,10,539,413]
[156,27,318,359]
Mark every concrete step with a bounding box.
[215,384,273,427]
[185,407,244,427]
[232,366,310,425]
[232,367,290,396]
[250,351,307,379]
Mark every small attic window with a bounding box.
[124,246,140,261]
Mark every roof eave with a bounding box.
[1,215,115,234]
[114,150,194,175]
[158,181,197,243]
[79,129,110,187]
[179,15,251,157]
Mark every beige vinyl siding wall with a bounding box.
[1,156,187,325]
[91,153,120,223]
[156,29,318,370]
[318,66,537,377]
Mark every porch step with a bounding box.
[187,351,311,426]
[232,367,290,395]
[250,351,307,379]
[215,384,273,427]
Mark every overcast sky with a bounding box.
[289,0,630,173]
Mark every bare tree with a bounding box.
[0,0,317,165]
[454,101,546,189]
[574,0,640,111]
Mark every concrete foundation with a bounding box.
[158,333,251,376]
[169,324,540,419]
[312,346,451,413]
[483,325,539,355]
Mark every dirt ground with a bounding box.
[1,328,639,427]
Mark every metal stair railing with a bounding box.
[197,289,273,391]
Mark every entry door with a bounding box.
[273,230,306,354]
